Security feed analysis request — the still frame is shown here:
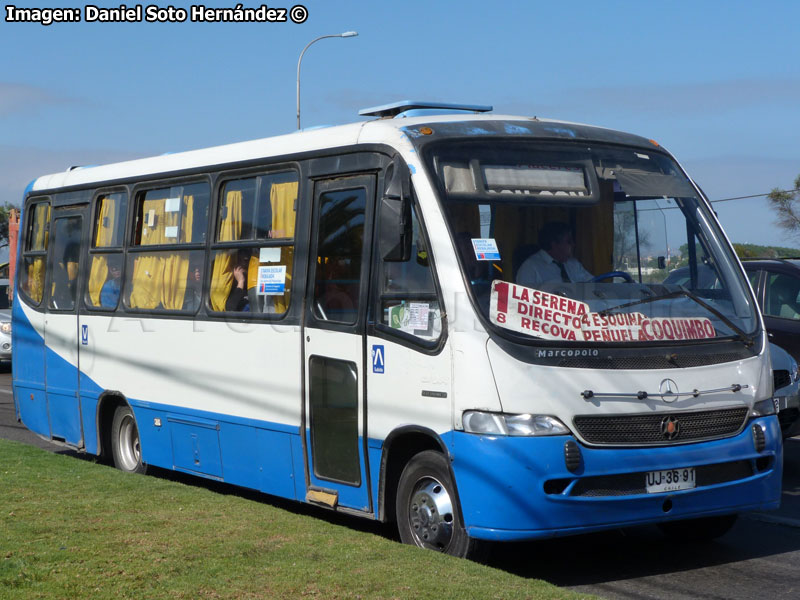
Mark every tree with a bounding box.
[0,202,16,247]
[768,174,800,240]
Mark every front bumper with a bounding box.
[450,416,782,541]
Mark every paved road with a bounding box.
[2,366,800,599]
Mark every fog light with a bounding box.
[564,440,582,472]
[752,424,766,452]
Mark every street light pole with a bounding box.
[296,31,358,130]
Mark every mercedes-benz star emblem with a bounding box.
[659,378,679,403]
[660,415,681,440]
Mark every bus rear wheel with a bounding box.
[111,405,147,474]
[395,450,481,559]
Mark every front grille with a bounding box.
[774,370,791,391]
[563,460,754,497]
[573,407,749,445]
[558,352,750,370]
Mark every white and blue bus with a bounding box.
[12,101,781,557]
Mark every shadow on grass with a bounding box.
[134,462,399,543]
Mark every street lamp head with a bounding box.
[297,31,359,129]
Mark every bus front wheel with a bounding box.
[111,405,147,474]
[395,450,480,559]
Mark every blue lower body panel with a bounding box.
[451,416,782,541]
[130,400,301,501]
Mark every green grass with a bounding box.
[0,439,590,599]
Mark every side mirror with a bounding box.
[380,156,412,262]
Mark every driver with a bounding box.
[516,221,592,287]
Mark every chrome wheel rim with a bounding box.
[118,414,141,471]
[407,476,454,551]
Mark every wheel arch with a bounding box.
[377,425,452,523]
[94,390,130,462]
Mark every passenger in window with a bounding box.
[52,242,80,309]
[516,221,592,287]
[182,262,203,312]
[100,264,122,308]
[226,249,252,312]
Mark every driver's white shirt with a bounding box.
[516,249,592,287]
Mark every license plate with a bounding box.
[645,467,696,493]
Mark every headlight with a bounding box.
[0,322,10,335]
[751,398,778,417]
[462,411,570,436]
[792,357,800,383]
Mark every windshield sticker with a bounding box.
[164,197,181,212]
[256,265,286,296]
[259,247,281,263]
[471,238,501,261]
[490,281,717,342]
[389,302,430,332]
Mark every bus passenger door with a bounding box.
[302,175,375,513]
[44,210,86,446]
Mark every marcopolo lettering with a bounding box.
[536,349,600,358]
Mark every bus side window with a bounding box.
[126,183,209,312]
[19,201,51,306]
[377,204,442,342]
[209,172,297,314]
[312,187,366,324]
[86,192,127,310]
[48,217,82,311]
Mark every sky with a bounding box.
[2,0,799,260]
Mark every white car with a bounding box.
[771,342,800,437]
[0,308,10,362]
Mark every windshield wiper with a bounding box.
[599,287,754,347]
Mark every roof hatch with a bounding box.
[359,100,493,119]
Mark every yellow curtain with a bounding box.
[270,182,298,238]
[247,255,259,290]
[160,195,193,310]
[575,180,614,275]
[29,257,45,303]
[210,190,242,311]
[180,195,194,243]
[96,195,117,247]
[272,248,294,314]
[27,204,50,303]
[140,198,167,245]
[130,194,195,310]
[219,190,243,241]
[130,198,167,308]
[32,204,50,250]
[88,196,117,306]
[129,254,164,309]
[269,182,297,313]
[88,256,108,306]
[162,251,190,310]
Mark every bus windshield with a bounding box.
[427,140,758,345]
